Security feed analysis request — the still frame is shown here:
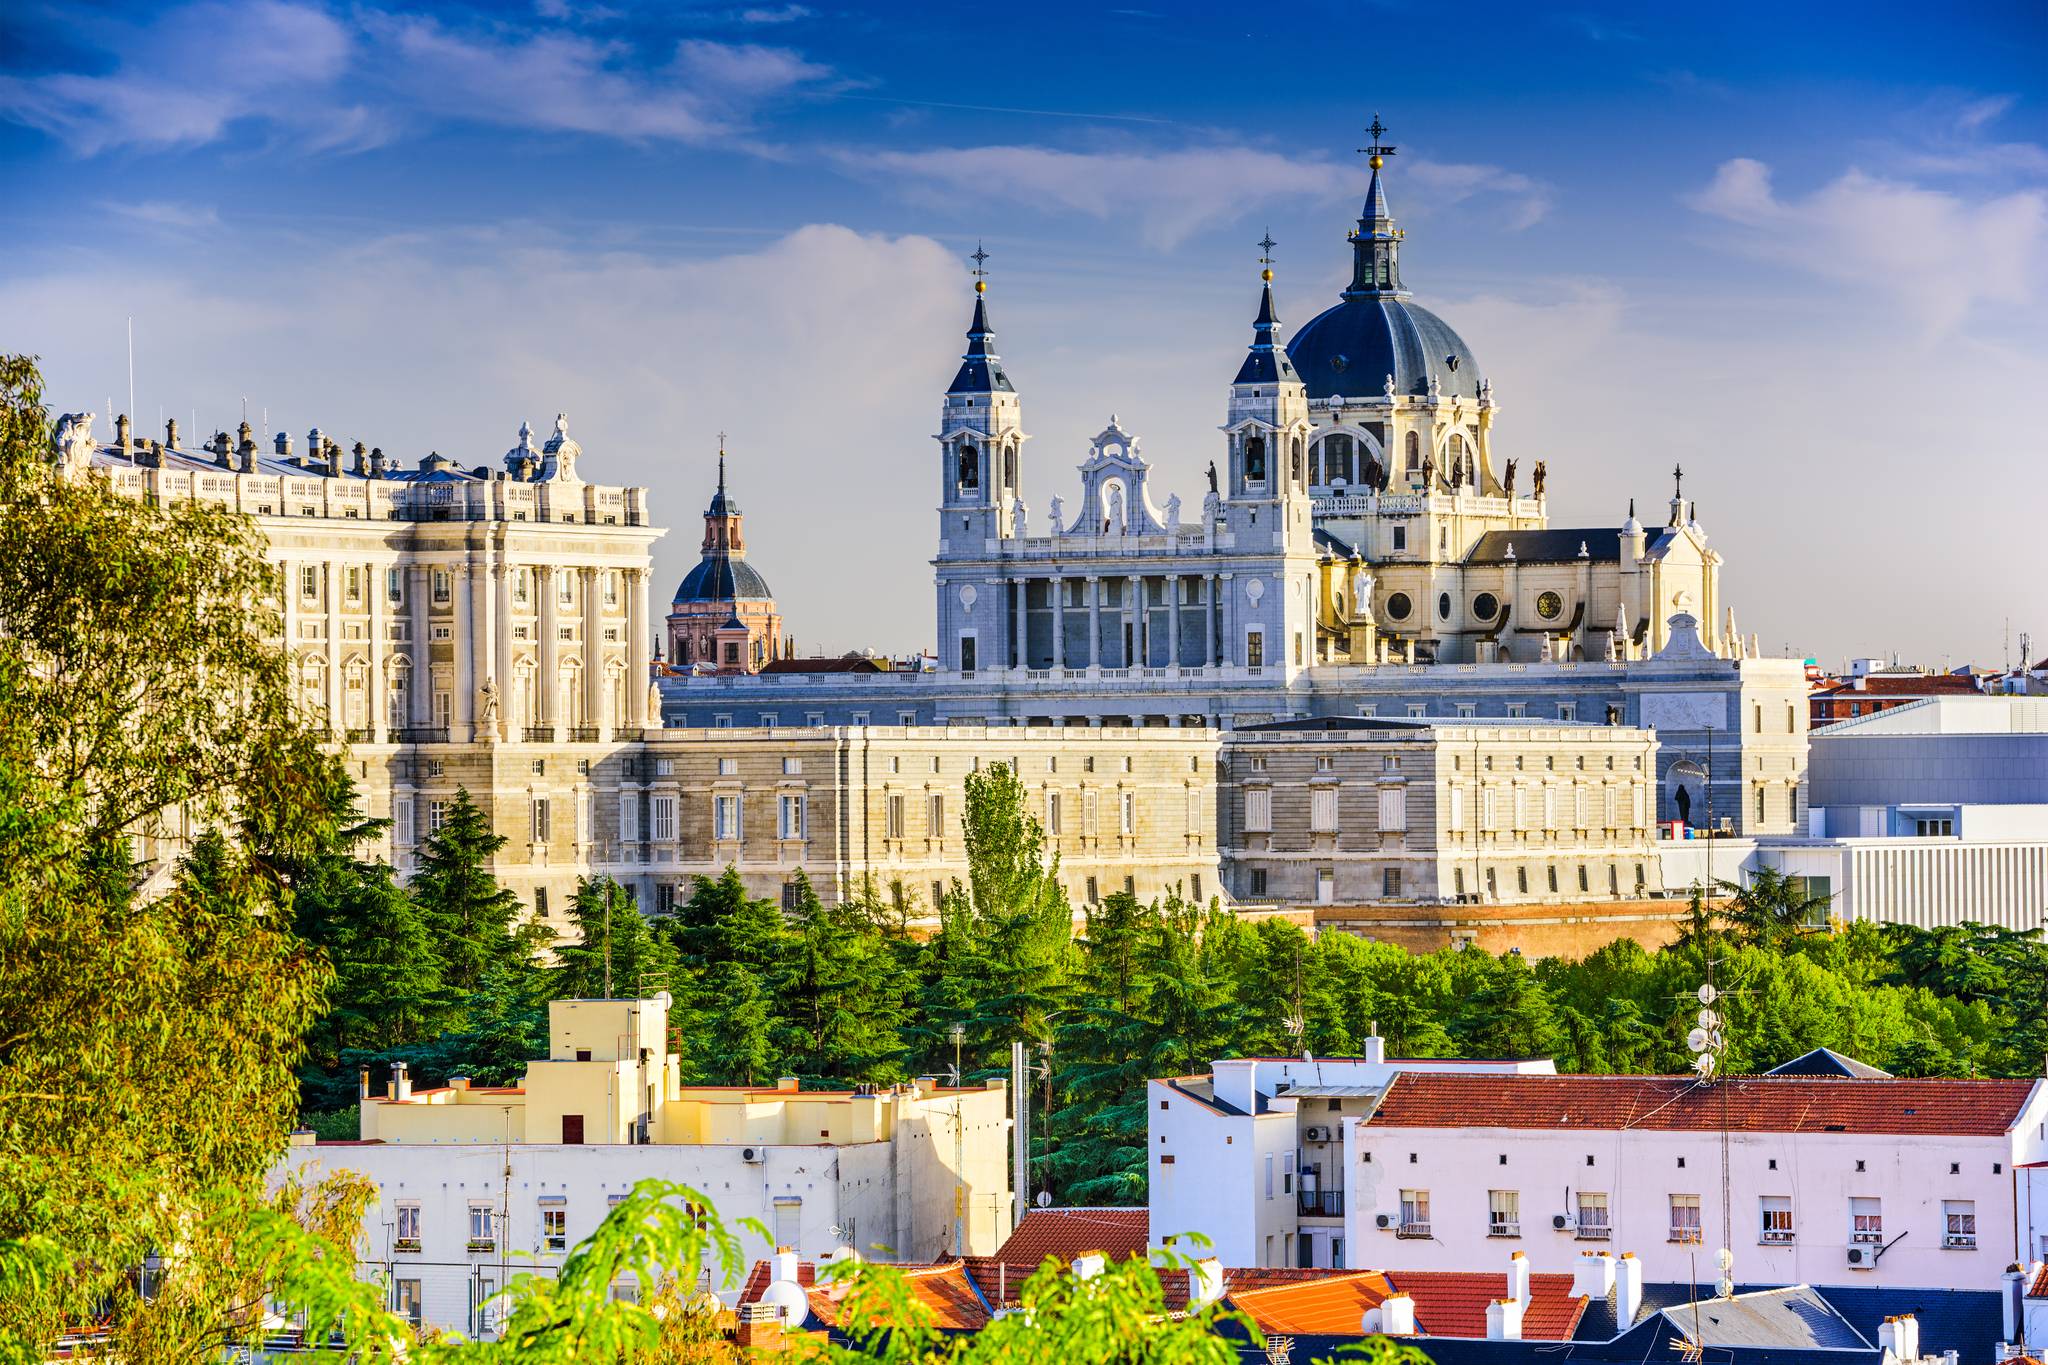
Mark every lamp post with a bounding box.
[949,1023,966,1256]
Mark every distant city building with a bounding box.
[665,452,783,674]
[1809,670,1984,726]
[277,994,1010,1338]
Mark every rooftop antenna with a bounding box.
[1681,965,1736,1299]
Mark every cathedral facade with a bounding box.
[665,142,1809,839]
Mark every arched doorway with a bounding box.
[1667,760,1707,828]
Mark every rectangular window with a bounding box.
[469,1275,498,1337]
[650,794,677,842]
[1246,788,1273,833]
[1310,787,1339,832]
[1083,789,1099,837]
[396,1203,422,1249]
[1265,1154,1275,1200]
[542,1205,567,1252]
[1378,787,1407,833]
[1576,1191,1610,1239]
[1045,791,1062,835]
[959,635,977,673]
[779,794,805,840]
[1119,790,1136,835]
[886,793,905,839]
[1506,702,1527,719]
[393,795,415,847]
[619,793,639,842]
[1249,867,1268,897]
[1448,784,1465,832]
[1245,630,1264,668]
[1316,868,1335,905]
[1382,868,1403,899]
[1850,1196,1882,1244]
[432,569,451,604]
[1399,1189,1430,1236]
[1670,1194,1702,1243]
[1488,1190,1520,1238]
[1761,1195,1794,1243]
[1186,787,1201,833]
[301,565,319,599]
[429,799,450,833]
[393,1278,423,1327]
[387,567,404,602]
[783,757,802,775]
[714,794,741,841]
[927,792,945,838]
[773,1197,801,1247]
[1482,787,1498,831]
[468,1202,495,1249]
[530,797,550,843]
[1944,1199,1977,1248]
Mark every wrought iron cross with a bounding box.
[1258,231,1277,268]
[969,242,990,281]
[1359,113,1397,163]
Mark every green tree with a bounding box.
[701,962,779,1085]
[410,788,538,994]
[1718,866,1831,950]
[557,875,678,1000]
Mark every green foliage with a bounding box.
[411,788,543,994]
[558,875,680,1000]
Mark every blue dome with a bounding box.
[1285,295,1484,403]
[673,555,773,605]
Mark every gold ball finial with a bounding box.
[1370,153,1384,170]
[1261,268,1273,282]
[974,278,986,294]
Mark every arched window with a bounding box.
[1244,435,1267,481]
[1003,445,1018,489]
[1404,430,1420,471]
[1450,433,1464,461]
[958,443,978,488]
[1318,434,1353,485]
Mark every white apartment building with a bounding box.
[1340,1071,2046,1292]
[1147,1041,1556,1270]
[275,995,1011,1338]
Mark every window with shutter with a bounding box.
[1246,788,1272,832]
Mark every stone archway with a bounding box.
[1667,760,1707,828]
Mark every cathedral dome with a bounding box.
[1285,296,1484,403]
[673,555,774,605]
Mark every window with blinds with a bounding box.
[1246,788,1272,832]
[1310,788,1339,832]
[1377,788,1406,832]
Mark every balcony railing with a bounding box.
[395,727,449,745]
[1851,1230,1883,1245]
[522,725,555,742]
[1760,1229,1795,1245]
[1575,1222,1612,1241]
[567,726,601,742]
[393,1237,421,1254]
[1944,1233,1977,1249]
[1396,1221,1431,1239]
[1488,1222,1521,1239]
[1298,1191,1344,1218]
[1670,1227,1703,1244]
[344,728,375,744]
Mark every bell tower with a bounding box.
[936,245,1026,544]
[1222,238,1312,548]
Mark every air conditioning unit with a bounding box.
[1846,1245,1870,1267]
[1376,1213,1394,1230]
[1302,1125,1329,1143]
[1552,1213,1575,1231]
[741,1146,765,1164]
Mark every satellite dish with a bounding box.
[1716,1277,1735,1299]
[1696,1008,1720,1031]
[1036,1190,1052,1208]
[1697,984,1718,1005]
[1716,1247,1735,1272]
[1693,1053,1717,1077]
[1686,1028,1710,1053]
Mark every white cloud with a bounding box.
[1687,157,2044,333]
[1405,160,1555,230]
[671,39,832,100]
[739,5,813,22]
[0,0,373,155]
[104,200,224,231]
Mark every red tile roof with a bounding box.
[1229,1271,1397,1334]
[739,1259,818,1304]
[993,1207,1150,1266]
[1814,675,1982,696]
[1387,1270,1586,1340]
[1368,1073,2037,1136]
[808,1262,991,1331]
[2029,1265,2048,1300]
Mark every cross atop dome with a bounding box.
[1358,113,1397,171]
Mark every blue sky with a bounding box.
[3,0,2043,666]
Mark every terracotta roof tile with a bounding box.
[1368,1074,2036,1136]
[993,1207,1150,1265]
[2030,1266,2048,1299]
[809,1262,991,1331]
[739,1259,818,1304]
[1228,1271,1397,1334]
[1387,1270,1586,1340]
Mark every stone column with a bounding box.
[1219,572,1234,667]
[582,568,604,733]
[451,556,474,741]
[323,562,343,736]
[407,565,429,730]
[1168,573,1183,668]
[281,556,300,717]
[1051,574,1066,671]
[494,553,514,742]
[1086,576,1101,670]
[1207,573,1219,665]
[472,549,496,742]
[626,567,650,730]
[537,565,559,736]
[369,558,388,744]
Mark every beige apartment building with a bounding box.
[1221,718,1664,922]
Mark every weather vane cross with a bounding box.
[969,242,990,282]
[717,430,728,451]
[1359,114,1397,165]
[1258,230,1277,268]
[1673,463,1685,498]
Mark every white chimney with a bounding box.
[390,1061,411,1102]
[1363,1026,1386,1066]
[1573,1250,1615,1299]
[1379,1292,1417,1336]
[1071,1251,1107,1281]
[773,1248,800,1286]
[1189,1258,1225,1308]
[1507,1251,1531,1307]
[1487,1297,1525,1340]
[1616,1252,1643,1325]
[1897,1314,1919,1362]
[1880,1318,1904,1363]
[2003,1265,2026,1345]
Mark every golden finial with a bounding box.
[975,279,986,294]
[1262,268,1273,282]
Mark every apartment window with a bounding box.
[1761,1195,1794,1244]
[468,1202,495,1250]
[1246,788,1273,833]
[542,1204,567,1252]
[530,797,550,842]
[1311,787,1339,832]
[650,794,677,842]
[393,1278,423,1327]
[469,1275,498,1336]
[1488,1190,1520,1238]
[1045,791,1063,835]
[1119,790,1136,835]
[1944,1199,1977,1248]
[714,794,741,841]
[778,794,806,840]
[1399,1190,1430,1236]
[429,799,450,833]
[928,792,945,838]
[300,565,319,599]
[1378,787,1407,832]
[783,757,802,775]
[395,1202,422,1251]
[432,569,451,604]
[1576,1191,1610,1240]
[1850,1197,1882,1244]
[886,793,905,839]
[1670,1194,1702,1243]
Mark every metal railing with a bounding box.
[1298,1191,1344,1218]
[1489,1221,1521,1239]
[1396,1221,1431,1239]
[567,726,601,742]
[1575,1222,1612,1241]
[523,725,555,742]
[395,727,449,745]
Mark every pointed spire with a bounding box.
[1346,114,1407,299]
[707,434,738,517]
[947,244,1014,395]
[1235,231,1300,386]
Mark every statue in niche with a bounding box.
[1450,452,1464,487]
[1532,461,1548,498]
[1419,454,1435,491]
[1011,496,1028,538]
[1503,459,1519,496]
[1363,451,1384,491]
[1351,566,1375,621]
[478,677,500,725]
[1207,460,1219,496]
[1107,484,1125,532]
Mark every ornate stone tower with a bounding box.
[667,451,782,673]
[1222,246,1314,548]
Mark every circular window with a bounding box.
[1437,592,1452,621]
[1385,592,1412,621]
[1473,592,1500,620]
[1536,590,1564,621]
[1330,353,1349,373]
